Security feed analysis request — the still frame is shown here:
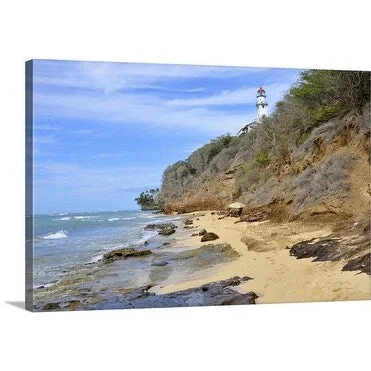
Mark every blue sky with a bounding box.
[32,60,301,214]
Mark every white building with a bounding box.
[237,86,269,136]
[256,86,268,120]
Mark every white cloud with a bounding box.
[34,161,162,194]
[33,61,301,136]
[166,83,290,107]
[34,83,292,135]
[34,90,257,135]
[34,60,269,95]
[33,135,56,144]
[93,151,130,158]
[34,124,62,131]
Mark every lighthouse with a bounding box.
[236,86,269,136]
[256,86,268,121]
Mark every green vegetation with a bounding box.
[135,188,160,210]
[160,69,370,208]
[254,151,270,167]
[161,133,235,201]
[206,134,233,160]
[290,70,370,121]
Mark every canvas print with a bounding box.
[26,60,370,312]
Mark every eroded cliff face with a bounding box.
[160,104,370,225]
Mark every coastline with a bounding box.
[32,210,370,311]
[152,211,370,303]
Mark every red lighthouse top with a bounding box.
[257,86,265,94]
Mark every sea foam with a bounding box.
[41,230,68,240]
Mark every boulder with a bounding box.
[103,247,152,262]
[342,254,370,275]
[201,232,219,242]
[198,229,207,236]
[144,223,176,231]
[289,238,341,261]
[169,243,239,270]
[66,300,81,310]
[191,233,199,237]
[151,261,169,267]
[184,219,194,225]
[127,276,257,308]
[158,227,176,236]
[42,302,61,311]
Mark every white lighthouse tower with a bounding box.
[256,86,268,121]
[236,86,269,136]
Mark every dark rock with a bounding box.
[198,229,207,236]
[169,243,239,270]
[144,223,176,231]
[241,276,253,281]
[184,219,194,225]
[184,225,194,229]
[162,242,171,246]
[66,300,81,310]
[103,247,152,262]
[201,232,219,242]
[240,213,266,223]
[220,292,258,305]
[36,285,45,290]
[123,276,257,309]
[211,212,216,215]
[247,216,261,222]
[289,238,341,261]
[151,261,169,267]
[158,227,176,236]
[42,302,61,311]
[191,233,199,237]
[342,254,370,275]
[196,218,200,221]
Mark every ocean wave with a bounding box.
[122,217,136,220]
[41,230,68,240]
[133,230,158,246]
[87,254,104,264]
[74,216,93,220]
[52,217,71,221]
[107,217,120,222]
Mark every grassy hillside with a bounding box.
[159,69,370,223]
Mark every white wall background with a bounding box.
[0,1,369,370]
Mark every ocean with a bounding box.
[32,210,183,289]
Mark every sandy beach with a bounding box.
[152,212,370,303]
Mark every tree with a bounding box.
[134,189,160,210]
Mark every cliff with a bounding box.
[160,70,370,225]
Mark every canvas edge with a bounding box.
[25,60,34,312]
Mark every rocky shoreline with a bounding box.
[40,276,257,311]
[34,212,370,311]
[34,217,256,311]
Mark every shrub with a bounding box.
[290,153,356,215]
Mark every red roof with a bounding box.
[257,86,265,93]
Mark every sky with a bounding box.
[31,60,302,214]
